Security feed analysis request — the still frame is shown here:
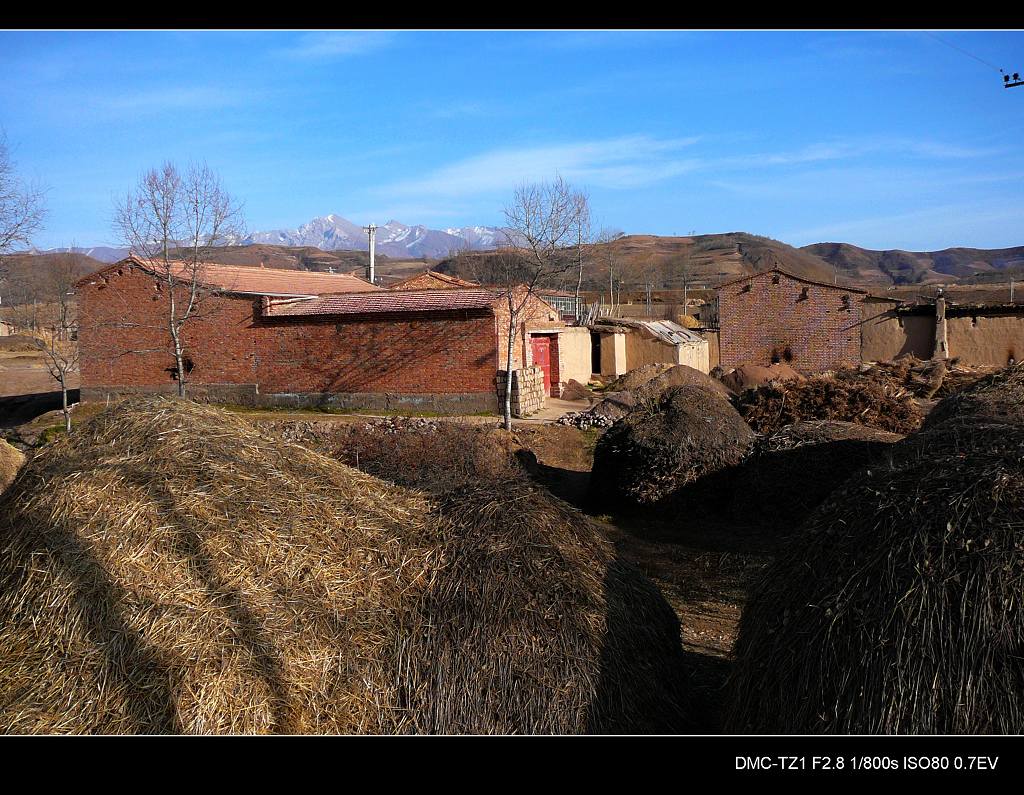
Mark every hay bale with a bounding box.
[0,439,25,493]
[728,421,903,529]
[726,416,1024,733]
[0,397,688,734]
[733,373,922,435]
[589,385,755,510]
[923,362,1024,429]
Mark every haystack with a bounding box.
[0,439,25,493]
[589,385,755,510]
[332,422,525,493]
[726,416,1024,733]
[728,421,903,529]
[733,373,921,435]
[0,397,688,734]
[922,362,1024,429]
[632,364,733,403]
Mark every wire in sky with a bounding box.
[924,31,1005,74]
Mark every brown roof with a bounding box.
[77,256,379,296]
[390,270,480,289]
[715,266,866,294]
[262,288,501,318]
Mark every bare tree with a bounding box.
[498,176,590,431]
[113,161,244,397]
[37,252,81,432]
[0,132,46,261]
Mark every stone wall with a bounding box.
[495,366,545,417]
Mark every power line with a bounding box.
[924,31,1003,74]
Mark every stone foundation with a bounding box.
[81,384,499,415]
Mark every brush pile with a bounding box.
[733,372,922,434]
[726,382,1024,732]
[922,362,1024,429]
[560,379,596,402]
[728,421,903,529]
[589,385,755,509]
[0,397,689,734]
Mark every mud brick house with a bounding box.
[77,256,571,413]
[716,268,866,372]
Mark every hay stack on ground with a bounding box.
[332,422,525,493]
[603,363,674,393]
[0,439,25,493]
[922,362,1024,429]
[728,421,903,529]
[633,364,734,403]
[589,385,755,510]
[0,397,688,734]
[726,416,1024,733]
[733,373,922,435]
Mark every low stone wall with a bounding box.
[495,367,545,417]
[81,384,499,415]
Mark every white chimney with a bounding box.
[363,223,377,284]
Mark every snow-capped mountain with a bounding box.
[243,215,505,258]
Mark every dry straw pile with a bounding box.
[589,385,755,509]
[0,397,688,734]
[726,371,1024,733]
[0,439,25,493]
[922,361,1024,429]
[728,421,903,529]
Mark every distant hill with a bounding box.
[803,242,1024,286]
[436,232,850,293]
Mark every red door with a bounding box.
[531,335,552,395]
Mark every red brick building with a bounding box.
[716,268,865,372]
[77,256,563,413]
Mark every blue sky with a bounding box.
[2,29,1023,251]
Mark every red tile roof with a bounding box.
[263,288,501,318]
[77,255,379,296]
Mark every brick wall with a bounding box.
[78,262,559,404]
[717,270,861,372]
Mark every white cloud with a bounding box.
[279,31,396,60]
[382,135,702,197]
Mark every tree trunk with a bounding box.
[60,371,71,433]
[503,294,516,432]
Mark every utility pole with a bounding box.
[363,223,377,285]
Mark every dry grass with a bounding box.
[0,397,688,734]
[923,362,1024,429]
[0,440,25,493]
[727,421,903,530]
[725,413,1024,733]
